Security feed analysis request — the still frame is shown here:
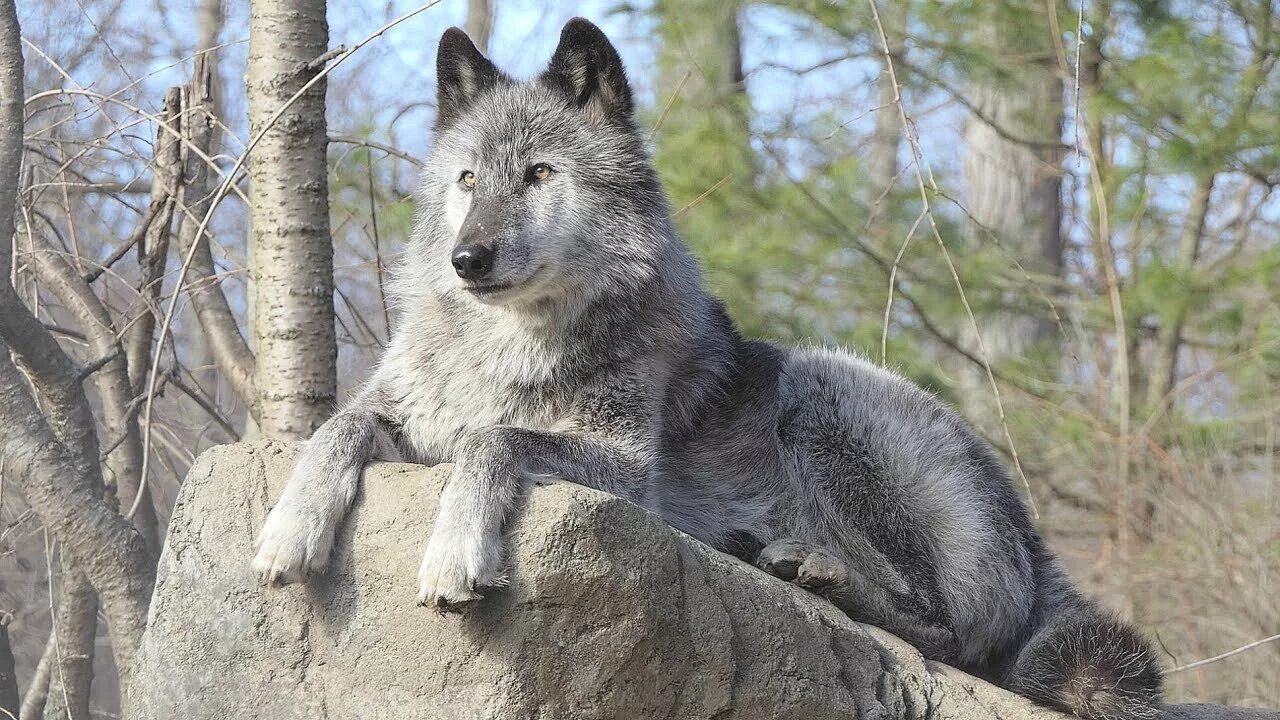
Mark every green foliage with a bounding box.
[645,1,1279,702]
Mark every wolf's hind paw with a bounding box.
[756,538,849,595]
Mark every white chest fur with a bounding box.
[378,313,571,464]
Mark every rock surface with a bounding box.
[127,442,1278,720]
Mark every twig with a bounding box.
[24,87,253,208]
[21,35,247,148]
[1073,0,1085,162]
[649,70,691,140]
[82,198,163,283]
[1168,632,1280,674]
[166,372,240,442]
[366,151,391,341]
[76,347,123,382]
[330,134,423,168]
[896,57,1066,150]
[299,45,346,75]
[881,208,926,364]
[674,174,733,218]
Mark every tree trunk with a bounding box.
[866,2,903,246]
[0,0,20,271]
[246,0,337,439]
[961,7,1065,357]
[41,570,98,720]
[0,614,17,719]
[189,0,227,397]
[0,355,155,691]
[0,0,154,690]
[464,0,495,54]
[1144,173,1214,412]
[652,0,761,329]
[28,232,160,551]
[124,87,181,398]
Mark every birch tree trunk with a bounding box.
[246,0,336,439]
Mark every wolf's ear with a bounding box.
[436,27,503,130]
[540,18,634,125]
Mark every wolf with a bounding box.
[252,18,1162,720]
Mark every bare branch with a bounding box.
[329,133,424,168]
[25,232,159,547]
[17,628,52,719]
[173,55,259,420]
[124,88,182,397]
[0,352,155,685]
[167,370,241,442]
[81,113,184,287]
[297,45,346,75]
[28,179,152,196]
[898,56,1067,150]
[0,0,154,685]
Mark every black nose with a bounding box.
[451,244,494,280]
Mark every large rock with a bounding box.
[127,442,1277,720]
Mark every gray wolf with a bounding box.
[252,18,1162,720]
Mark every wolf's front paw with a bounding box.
[252,504,336,587]
[416,527,504,612]
[757,538,849,595]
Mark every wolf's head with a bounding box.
[408,18,680,309]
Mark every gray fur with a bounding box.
[253,18,1161,720]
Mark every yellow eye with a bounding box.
[531,163,553,181]
[460,171,476,188]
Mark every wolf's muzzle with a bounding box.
[452,243,495,280]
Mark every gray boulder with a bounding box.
[126,442,1277,720]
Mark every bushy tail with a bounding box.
[1006,605,1162,720]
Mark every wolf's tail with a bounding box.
[1005,602,1162,720]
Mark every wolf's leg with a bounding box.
[253,408,400,586]
[417,425,644,609]
[756,537,959,659]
